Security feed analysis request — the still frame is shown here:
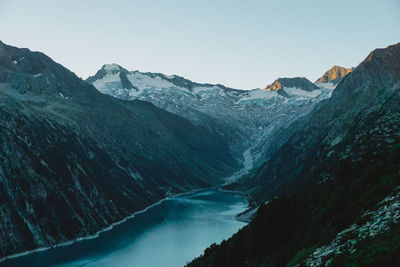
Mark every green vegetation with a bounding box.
[188,142,400,267]
[287,246,317,267]
[329,224,400,266]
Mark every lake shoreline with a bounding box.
[1,147,254,264]
[0,186,249,264]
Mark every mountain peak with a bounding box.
[264,77,319,92]
[85,63,130,84]
[315,65,353,85]
[264,80,282,91]
[100,63,129,74]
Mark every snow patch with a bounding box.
[192,85,219,94]
[237,89,276,104]
[92,73,122,95]
[316,82,336,90]
[283,87,321,98]
[224,147,254,185]
[59,93,71,100]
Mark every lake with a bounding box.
[4,189,247,267]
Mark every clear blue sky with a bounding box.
[0,0,399,89]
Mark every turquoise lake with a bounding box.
[4,189,247,267]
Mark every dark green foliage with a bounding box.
[188,142,400,266]
[189,43,400,266]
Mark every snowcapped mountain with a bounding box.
[87,64,335,161]
[88,64,332,110]
[87,63,248,125]
[263,77,333,104]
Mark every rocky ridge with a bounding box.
[315,65,353,85]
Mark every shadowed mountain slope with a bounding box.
[0,41,239,258]
[188,43,400,267]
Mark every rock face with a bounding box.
[315,65,354,85]
[264,77,319,92]
[0,41,240,258]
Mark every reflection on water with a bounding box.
[5,189,247,267]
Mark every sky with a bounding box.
[0,0,399,89]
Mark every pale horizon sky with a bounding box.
[0,0,399,89]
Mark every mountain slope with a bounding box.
[0,41,239,259]
[188,43,400,266]
[251,43,400,201]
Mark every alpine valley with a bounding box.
[188,44,400,266]
[1,39,399,267]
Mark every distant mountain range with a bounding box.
[86,62,341,171]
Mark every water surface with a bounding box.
[5,189,247,267]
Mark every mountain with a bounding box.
[265,77,319,92]
[188,44,400,266]
[87,63,252,153]
[87,65,335,173]
[251,43,400,202]
[0,41,240,259]
[316,65,354,86]
[263,76,327,102]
